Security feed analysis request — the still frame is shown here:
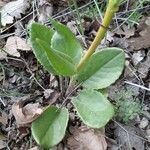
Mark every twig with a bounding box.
[58,83,82,110]
[22,58,46,91]
[0,97,6,107]
[124,81,150,92]
[113,120,149,142]
[113,2,149,31]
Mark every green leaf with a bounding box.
[76,48,125,89]
[50,18,83,64]
[72,89,114,128]
[30,22,56,74]
[31,106,69,149]
[36,39,76,76]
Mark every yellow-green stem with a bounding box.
[77,0,120,71]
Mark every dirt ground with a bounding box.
[0,0,150,150]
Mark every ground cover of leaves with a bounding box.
[0,0,150,149]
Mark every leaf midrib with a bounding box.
[87,51,123,80]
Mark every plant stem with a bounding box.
[77,0,121,71]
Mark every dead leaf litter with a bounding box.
[0,0,150,149]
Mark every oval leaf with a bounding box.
[76,48,125,89]
[31,106,69,149]
[36,39,76,76]
[30,23,56,74]
[50,18,83,64]
[72,90,114,128]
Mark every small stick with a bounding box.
[124,81,150,92]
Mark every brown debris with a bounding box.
[3,36,31,58]
[138,50,150,78]
[0,112,8,125]
[115,25,135,39]
[127,17,150,50]
[12,101,43,127]
[114,124,145,150]
[67,126,107,150]
[38,0,53,23]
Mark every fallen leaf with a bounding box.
[43,89,53,99]
[105,31,114,42]
[67,21,78,35]
[139,117,149,129]
[127,17,150,50]
[4,36,31,58]
[114,124,145,150]
[0,112,8,125]
[146,128,150,142]
[132,51,145,65]
[38,0,53,23]
[145,17,150,26]
[1,0,30,26]
[98,31,114,48]
[0,50,7,60]
[28,146,39,150]
[0,133,6,149]
[67,126,107,150]
[12,102,43,127]
[115,25,135,39]
[138,50,150,78]
[0,133,6,141]
[50,74,58,88]
[0,1,6,8]
[0,140,6,149]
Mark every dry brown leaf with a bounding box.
[139,117,149,129]
[115,25,135,39]
[0,140,6,149]
[146,128,150,142]
[0,50,7,60]
[1,0,30,26]
[0,1,6,8]
[12,102,43,127]
[28,146,39,150]
[67,126,107,150]
[145,17,150,26]
[132,51,145,65]
[38,0,53,23]
[127,17,150,50]
[0,112,8,125]
[138,50,150,78]
[44,89,53,99]
[0,133,6,149]
[3,36,31,58]
[114,125,145,150]
[67,21,78,35]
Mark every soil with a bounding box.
[0,0,150,150]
